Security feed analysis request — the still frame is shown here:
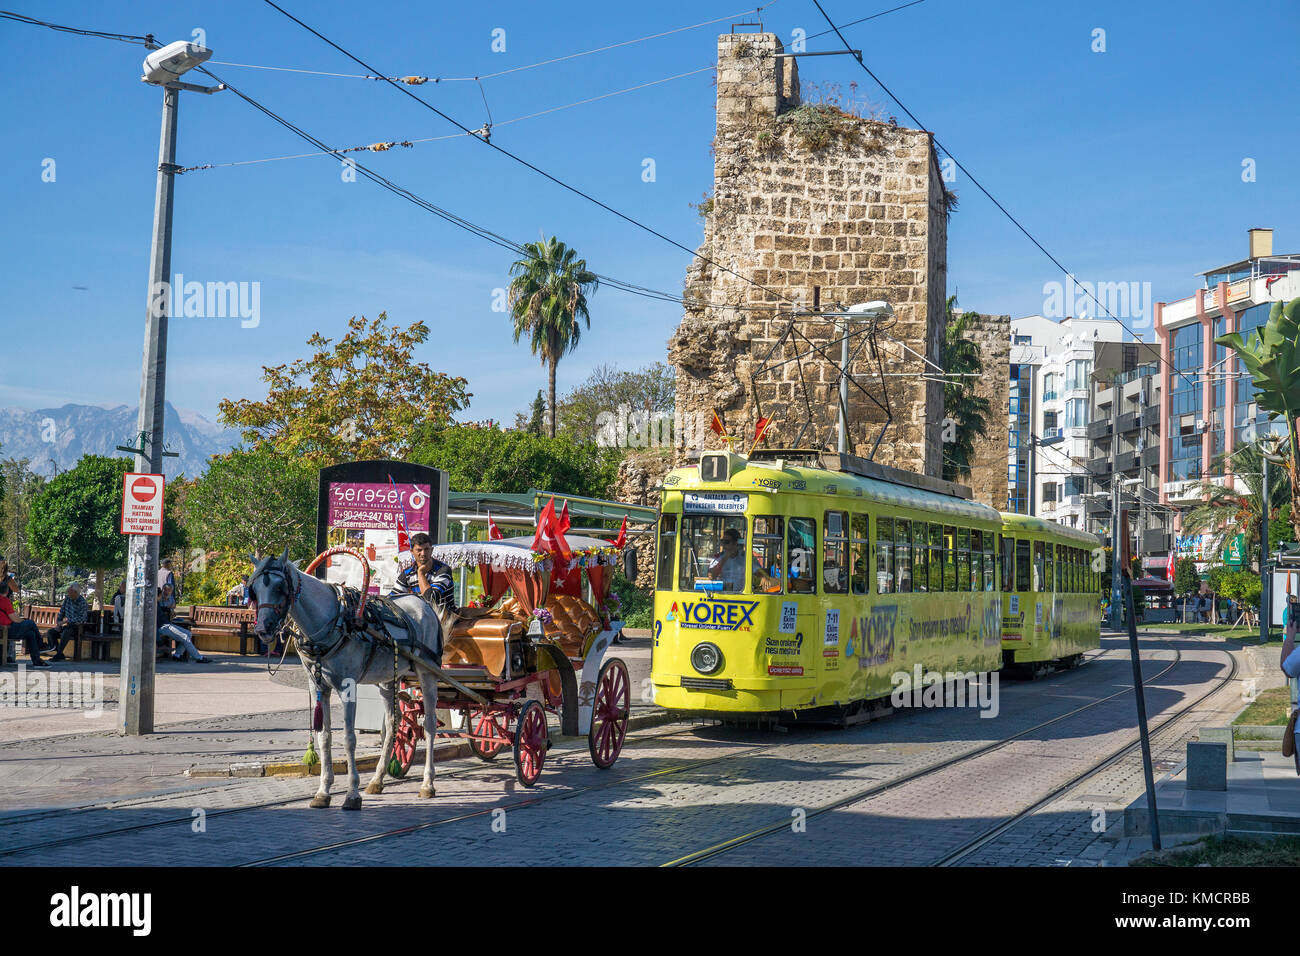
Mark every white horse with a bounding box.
[247,549,450,810]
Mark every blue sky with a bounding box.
[3,0,1297,427]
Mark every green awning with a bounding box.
[446,488,656,529]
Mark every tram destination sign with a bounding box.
[683,492,747,514]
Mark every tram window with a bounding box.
[929,522,944,592]
[850,513,871,594]
[983,531,995,591]
[913,522,929,592]
[656,515,677,591]
[1015,539,1031,592]
[678,515,748,593]
[943,526,957,591]
[971,530,983,591]
[876,517,895,594]
[956,528,971,593]
[823,510,849,593]
[751,516,784,594]
[1046,544,1056,593]
[1033,541,1046,592]
[1071,549,1079,592]
[1001,535,1013,592]
[788,517,817,593]
[896,519,913,593]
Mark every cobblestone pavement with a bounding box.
[0,633,1245,866]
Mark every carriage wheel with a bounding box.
[513,700,548,787]
[388,685,424,779]
[588,658,630,769]
[468,709,508,762]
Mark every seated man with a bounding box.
[390,532,456,613]
[158,612,209,663]
[1,591,47,667]
[708,528,774,593]
[46,584,89,662]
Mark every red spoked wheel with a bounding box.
[388,682,424,779]
[588,657,630,769]
[513,700,548,787]
[468,708,509,762]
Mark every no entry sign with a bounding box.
[121,472,165,536]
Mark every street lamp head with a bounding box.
[142,41,212,85]
[846,300,894,320]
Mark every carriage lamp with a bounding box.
[691,642,724,675]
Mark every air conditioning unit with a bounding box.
[1195,419,1207,433]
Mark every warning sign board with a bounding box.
[120,472,165,536]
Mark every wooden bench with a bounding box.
[184,605,258,655]
[26,606,118,661]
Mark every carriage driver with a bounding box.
[392,532,457,612]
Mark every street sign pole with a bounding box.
[120,86,178,736]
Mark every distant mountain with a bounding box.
[0,403,238,479]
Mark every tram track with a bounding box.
[662,638,1194,866]
[931,641,1240,866]
[0,720,709,860]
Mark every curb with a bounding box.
[187,708,677,778]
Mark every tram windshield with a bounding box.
[679,515,748,592]
[751,516,784,593]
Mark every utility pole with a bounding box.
[1261,456,1271,643]
[120,42,219,736]
[1109,417,1122,631]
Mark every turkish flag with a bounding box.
[1165,548,1175,582]
[754,414,774,445]
[609,515,628,550]
[534,498,576,594]
[558,500,572,536]
[710,410,727,437]
[487,512,503,540]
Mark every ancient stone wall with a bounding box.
[670,32,948,476]
[958,312,1010,510]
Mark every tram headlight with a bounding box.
[690,642,724,675]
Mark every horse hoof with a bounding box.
[365,781,384,795]
[342,795,362,811]
[418,786,435,799]
[309,794,331,809]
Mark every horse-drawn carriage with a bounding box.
[383,534,631,787]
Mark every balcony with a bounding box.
[1142,446,1160,468]
[1117,452,1141,472]
[1116,411,1139,434]
[1086,420,1112,440]
[1141,406,1160,428]
[1042,391,1059,402]
[1085,498,1109,518]
[1139,529,1170,553]
[1087,458,1112,476]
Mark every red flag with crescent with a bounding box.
[710,409,727,437]
[487,512,504,540]
[610,515,628,549]
[754,414,774,445]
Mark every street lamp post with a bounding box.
[120,41,220,737]
[837,301,893,453]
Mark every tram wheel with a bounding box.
[588,658,630,769]
[513,700,548,787]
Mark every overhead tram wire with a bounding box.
[188,65,793,316]
[208,4,780,83]
[809,0,1201,394]
[261,0,800,311]
[0,9,152,44]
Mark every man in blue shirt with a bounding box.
[391,532,455,612]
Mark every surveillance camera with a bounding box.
[142,41,212,85]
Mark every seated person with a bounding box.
[0,590,47,667]
[158,613,209,663]
[46,584,89,662]
[112,583,126,630]
[708,528,776,593]
[390,532,456,613]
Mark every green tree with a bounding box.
[1174,556,1199,595]
[186,447,317,561]
[26,455,185,606]
[411,424,620,498]
[1216,298,1300,542]
[557,362,675,445]
[218,313,470,466]
[940,296,992,482]
[1181,442,1289,571]
[508,237,598,437]
[0,458,50,603]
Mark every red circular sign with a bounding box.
[130,476,158,502]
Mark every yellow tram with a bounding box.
[997,512,1102,671]
[650,449,1008,719]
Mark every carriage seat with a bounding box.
[494,594,602,660]
[443,618,525,680]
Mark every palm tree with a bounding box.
[1181,442,1291,571]
[507,237,598,437]
[941,295,991,482]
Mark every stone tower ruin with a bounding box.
[670,31,950,477]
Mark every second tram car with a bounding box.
[650,448,1101,720]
